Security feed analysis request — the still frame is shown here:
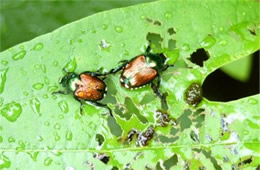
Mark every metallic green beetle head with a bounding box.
[59,72,79,91]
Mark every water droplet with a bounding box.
[0,98,3,107]
[44,76,50,85]
[78,39,82,43]
[0,68,8,94]
[0,136,3,143]
[23,91,29,96]
[44,121,50,126]
[248,98,258,105]
[99,40,111,49]
[12,50,26,60]
[219,27,224,31]
[243,130,249,135]
[1,60,8,65]
[16,140,25,151]
[0,102,22,122]
[165,12,172,19]
[102,24,108,30]
[8,136,15,143]
[37,136,44,142]
[54,123,61,129]
[30,97,41,117]
[181,43,190,51]
[44,157,53,166]
[0,154,11,169]
[115,26,123,33]
[58,100,69,113]
[43,94,48,98]
[91,29,96,33]
[33,43,43,51]
[53,60,58,67]
[58,114,64,119]
[81,30,86,34]
[32,83,44,90]
[140,15,145,19]
[64,57,77,72]
[54,133,61,141]
[66,130,73,141]
[219,40,227,46]
[27,152,39,162]
[201,36,216,48]
[47,85,58,92]
[123,50,129,56]
[121,42,125,47]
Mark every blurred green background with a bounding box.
[0,0,154,52]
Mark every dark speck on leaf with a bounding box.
[127,128,137,142]
[94,153,110,164]
[136,127,154,146]
[185,83,203,106]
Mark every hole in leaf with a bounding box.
[202,51,259,101]
[145,18,153,23]
[248,28,256,36]
[95,134,104,146]
[193,149,222,170]
[140,93,156,105]
[114,105,131,120]
[94,153,110,164]
[154,20,161,26]
[237,157,252,167]
[146,32,163,50]
[156,162,163,170]
[177,109,192,131]
[107,116,122,137]
[158,135,179,143]
[189,48,209,67]
[168,39,176,51]
[163,154,178,170]
[125,97,148,124]
[167,27,176,35]
[190,130,200,142]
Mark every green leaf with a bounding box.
[0,0,259,169]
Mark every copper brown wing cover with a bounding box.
[121,55,158,88]
[74,74,106,101]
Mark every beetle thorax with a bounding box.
[69,77,81,91]
[145,57,157,68]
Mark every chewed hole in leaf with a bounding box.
[107,116,122,137]
[202,51,259,101]
[167,27,176,35]
[168,39,176,51]
[146,32,163,50]
[94,153,110,164]
[95,134,105,146]
[177,109,192,131]
[163,154,178,169]
[189,48,209,67]
[153,20,162,26]
[125,97,148,124]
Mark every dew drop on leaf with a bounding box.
[64,57,77,72]
[102,24,108,30]
[44,157,53,166]
[58,100,69,113]
[0,154,11,169]
[54,132,61,141]
[30,97,41,117]
[0,102,22,122]
[248,98,258,105]
[115,26,123,33]
[0,68,8,94]
[165,12,172,19]
[53,60,59,67]
[181,43,190,51]
[8,136,15,143]
[33,43,43,51]
[201,36,216,48]
[32,83,44,90]
[0,136,2,143]
[12,50,26,61]
[218,40,228,46]
[1,60,8,65]
[54,123,61,129]
[65,130,73,141]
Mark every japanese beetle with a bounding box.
[53,69,112,116]
[109,45,174,109]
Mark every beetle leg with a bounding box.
[107,62,127,75]
[89,101,113,117]
[52,90,70,95]
[151,75,168,110]
[162,64,174,71]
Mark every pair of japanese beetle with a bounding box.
[53,45,173,116]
